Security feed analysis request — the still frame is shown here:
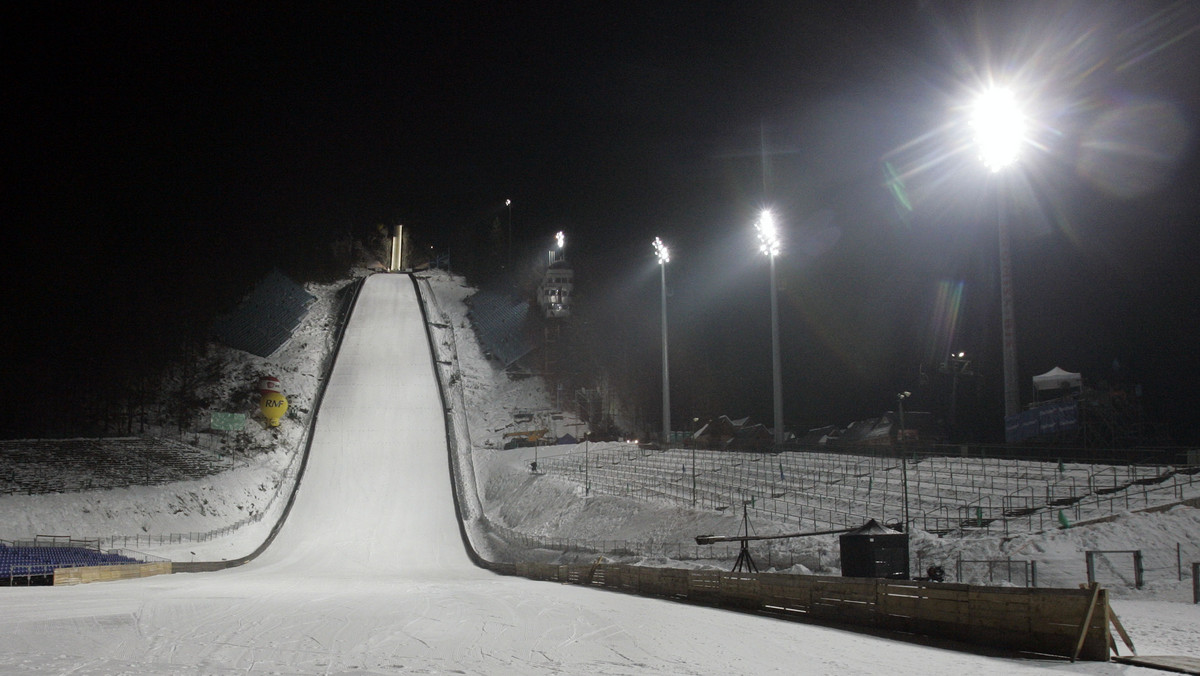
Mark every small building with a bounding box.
[729,423,773,451]
[839,519,909,580]
[692,415,746,449]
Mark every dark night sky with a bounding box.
[6,1,1200,442]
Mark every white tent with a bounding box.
[1032,366,1082,400]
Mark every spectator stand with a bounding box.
[465,288,535,370]
[211,268,316,358]
[536,443,1200,558]
[1,535,163,586]
[0,437,231,494]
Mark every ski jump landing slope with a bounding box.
[250,272,473,576]
[0,274,1103,675]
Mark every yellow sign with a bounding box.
[260,392,288,427]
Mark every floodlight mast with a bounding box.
[898,391,912,535]
[505,199,513,270]
[756,210,784,445]
[549,231,566,266]
[654,237,671,447]
[971,86,1025,421]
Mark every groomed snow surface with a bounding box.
[1,273,1197,675]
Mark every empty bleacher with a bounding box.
[465,289,534,368]
[210,268,316,358]
[537,444,1199,538]
[1,537,145,585]
[0,437,231,494]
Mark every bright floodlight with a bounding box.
[755,209,780,257]
[653,236,670,264]
[971,87,1025,172]
[556,231,565,249]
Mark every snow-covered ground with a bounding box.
[1,270,1197,673]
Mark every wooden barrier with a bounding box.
[53,562,172,586]
[489,562,1112,661]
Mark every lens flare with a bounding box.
[756,209,780,257]
[971,87,1026,172]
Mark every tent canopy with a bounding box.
[1033,366,1082,391]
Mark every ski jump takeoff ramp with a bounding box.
[0,274,1083,675]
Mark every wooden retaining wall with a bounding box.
[492,562,1112,661]
[54,562,173,586]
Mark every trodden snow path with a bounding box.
[0,274,1151,675]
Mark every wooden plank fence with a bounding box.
[487,561,1113,661]
[53,562,172,586]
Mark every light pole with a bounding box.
[897,390,911,534]
[940,351,973,435]
[971,86,1025,422]
[692,417,698,506]
[505,199,513,271]
[654,237,671,447]
[755,209,784,446]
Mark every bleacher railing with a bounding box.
[534,443,1199,535]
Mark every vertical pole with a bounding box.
[770,254,783,445]
[998,198,1020,421]
[389,225,402,272]
[691,446,696,506]
[397,224,405,271]
[660,260,671,447]
[949,367,958,431]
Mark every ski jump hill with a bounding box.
[251,272,474,576]
[0,274,1123,673]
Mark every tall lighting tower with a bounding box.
[654,237,671,447]
[755,210,783,445]
[971,86,1026,421]
[505,199,513,271]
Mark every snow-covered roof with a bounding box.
[843,518,901,536]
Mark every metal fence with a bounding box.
[533,442,1200,543]
[1084,543,1200,590]
[955,558,1036,587]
